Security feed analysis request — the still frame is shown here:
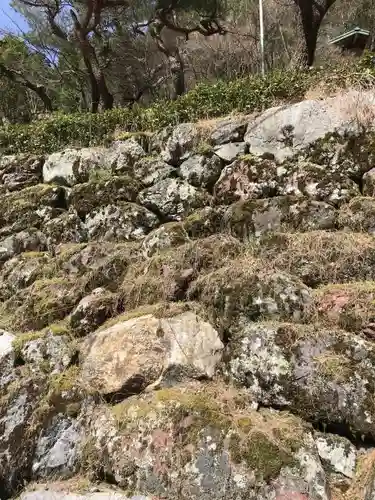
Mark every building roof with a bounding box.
[329,26,370,47]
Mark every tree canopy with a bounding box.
[0,0,373,122]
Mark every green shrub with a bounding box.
[0,60,373,155]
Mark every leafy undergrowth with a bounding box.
[1,55,375,155]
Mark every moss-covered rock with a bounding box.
[85,382,327,499]
[68,176,140,217]
[70,288,122,336]
[142,222,190,258]
[83,202,159,242]
[338,196,375,233]
[138,177,211,221]
[182,206,226,238]
[188,256,311,332]
[228,321,375,439]
[0,277,84,332]
[0,184,67,233]
[224,196,337,239]
[0,251,50,300]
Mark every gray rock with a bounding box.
[189,260,311,328]
[245,91,375,161]
[0,229,47,263]
[363,167,375,197]
[21,334,74,374]
[228,322,375,439]
[84,203,159,241]
[106,139,146,175]
[70,288,120,336]
[20,491,150,500]
[0,329,15,388]
[279,160,359,206]
[0,377,46,497]
[214,142,247,163]
[161,123,200,165]
[224,196,337,240]
[179,154,223,189]
[210,117,248,145]
[213,156,281,205]
[138,178,210,221]
[315,432,356,478]
[142,222,189,258]
[85,384,329,500]
[133,157,176,187]
[43,148,106,186]
[0,154,44,191]
[44,210,88,248]
[32,415,82,478]
[80,312,224,397]
[0,252,49,300]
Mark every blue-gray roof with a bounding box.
[329,26,370,45]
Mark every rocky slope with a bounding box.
[2,91,375,499]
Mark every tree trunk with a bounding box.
[169,49,185,100]
[99,73,114,110]
[301,24,319,67]
[0,63,53,112]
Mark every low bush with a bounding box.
[1,57,374,155]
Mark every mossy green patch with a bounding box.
[230,431,295,481]
[69,175,140,216]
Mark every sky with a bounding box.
[0,0,28,34]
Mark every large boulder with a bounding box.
[0,229,47,264]
[0,154,44,191]
[214,142,247,163]
[142,222,190,258]
[31,415,82,479]
[210,117,248,145]
[0,251,49,301]
[161,123,201,165]
[43,148,106,186]
[228,322,375,439]
[105,139,146,175]
[213,156,359,207]
[85,383,329,500]
[0,373,46,497]
[314,432,356,479]
[44,210,87,248]
[224,196,336,239]
[138,178,211,221]
[338,196,375,234]
[245,90,375,161]
[179,154,223,190]
[0,184,67,233]
[20,334,75,374]
[133,156,176,187]
[70,288,121,336]
[80,312,224,397]
[84,203,159,242]
[68,176,140,217]
[188,257,311,331]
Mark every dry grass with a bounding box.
[119,234,243,310]
[255,231,375,287]
[306,281,375,332]
[339,449,375,500]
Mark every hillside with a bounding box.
[2,89,375,499]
